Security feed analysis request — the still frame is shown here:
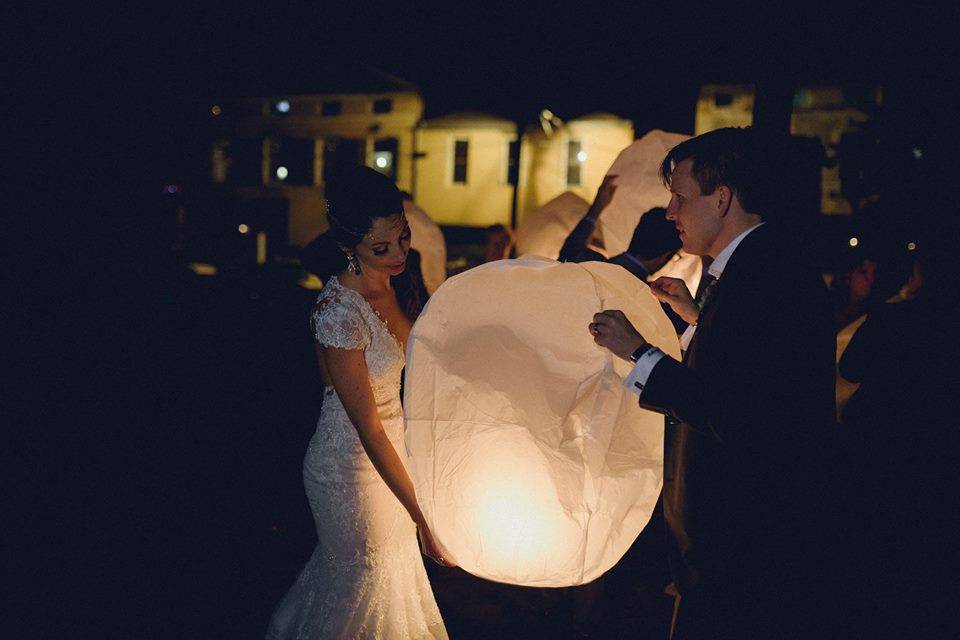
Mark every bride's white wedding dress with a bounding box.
[266,276,447,639]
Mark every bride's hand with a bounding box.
[416,519,456,568]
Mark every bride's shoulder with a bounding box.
[311,277,371,349]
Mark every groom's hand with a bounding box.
[649,276,699,325]
[590,310,646,360]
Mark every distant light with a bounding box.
[276,100,290,113]
[238,224,250,234]
[907,241,917,251]
[187,262,218,276]
[163,184,179,194]
[210,104,222,116]
[576,150,588,163]
[849,237,859,247]
[375,156,388,168]
[276,166,289,180]
[912,147,923,160]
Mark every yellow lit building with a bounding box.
[516,113,634,225]
[413,112,518,227]
[790,86,882,215]
[208,68,424,247]
[695,84,882,215]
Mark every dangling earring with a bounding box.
[346,252,362,275]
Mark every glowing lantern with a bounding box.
[515,191,591,260]
[403,198,447,295]
[404,258,680,586]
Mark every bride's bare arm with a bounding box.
[322,345,453,566]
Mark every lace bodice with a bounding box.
[310,276,405,409]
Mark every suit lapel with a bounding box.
[683,225,772,368]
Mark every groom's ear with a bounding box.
[716,185,732,216]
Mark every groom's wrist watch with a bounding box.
[629,343,652,364]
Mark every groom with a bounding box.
[590,128,836,639]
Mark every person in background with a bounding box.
[830,250,879,332]
[838,227,959,638]
[483,223,515,262]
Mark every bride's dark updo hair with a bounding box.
[301,166,404,280]
[301,166,428,320]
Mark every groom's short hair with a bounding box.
[660,127,777,218]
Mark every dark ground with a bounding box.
[20,264,675,639]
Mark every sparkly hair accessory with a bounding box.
[324,200,369,238]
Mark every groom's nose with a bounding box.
[665,198,678,220]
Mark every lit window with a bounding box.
[322,100,342,116]
[223,138,263,186]
[453,140,469,184]
[373,98,393,114]
[270,137,315,185]
[567,141,582,186]
[372,138,398,181]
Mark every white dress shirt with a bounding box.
[623,223,765,397]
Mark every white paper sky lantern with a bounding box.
[403,199,447,295]
[403,258,681,587]
[599,129,703,297]
[597,129,690,257]
[515,191,591,260]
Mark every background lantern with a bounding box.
[597,129,703,296]
[403,258,681,586]
[514,191,591,260]
[403,197,448,295]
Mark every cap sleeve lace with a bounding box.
[311,289,371,350]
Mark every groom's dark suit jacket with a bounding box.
[640,223,836,598]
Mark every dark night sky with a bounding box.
[77,2,959,128]
[27,1,960,249]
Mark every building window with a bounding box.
[567,140,582,186]
[270,137,315,186]
[506,139,520,185]
[223,138,264,186]
[372,138,398,182]
[714,92,733,107]
[453,139,469,184]
[373,98,393,114]
[322,100,342,116]
[322,138,365,185]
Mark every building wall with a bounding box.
[516,116,634,225]
[694,84,881,215]
[208,91,424,246]
[694,85,755,135]
[414,127,516,227]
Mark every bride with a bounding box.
[266,167,451,639]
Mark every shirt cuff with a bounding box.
[679,323,697,352]
[622,347,666,397]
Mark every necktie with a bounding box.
[696,274,718,312]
